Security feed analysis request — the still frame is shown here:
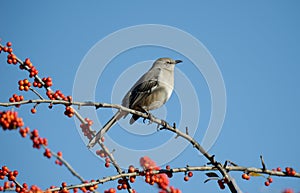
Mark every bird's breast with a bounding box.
[141,83,173,111]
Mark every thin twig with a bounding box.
[45,165,300,192]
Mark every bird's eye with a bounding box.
[166,61,171,64]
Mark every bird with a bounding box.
[87,57,182,148]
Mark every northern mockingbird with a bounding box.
[87,57,182,148]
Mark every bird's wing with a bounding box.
[128,68,161,109]
[129,80,158,108]
[122,67,161,107]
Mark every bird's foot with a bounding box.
[143,112,154,125]
[156,119,168,131]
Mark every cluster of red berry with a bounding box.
[1,42,16,64]
[0,111,24,130]
[64,106,75,118]
[30,129,48,149]
[284,167,296,176]
[80,118,94,140]
[9,94,24,108]
[241,173,250,180]
[116,178,133,191]
[46,90,71,102]
[58,181,98,193]
[21,58,39,78]
[1,42,73,118]
[19,127,30,138]
[139,156,181,193]
[282,188,294,193]
[183,171,193,182]
[42,77,53,88]
[264,177,273,186]
[55,152,63,166]
[95,148,111,168]
[104,188,116,193]
[18,79,31,91]
[0,166,43,193]
[0,109,63,167]
[241,166,298,187]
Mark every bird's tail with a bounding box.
[87,111,123,148]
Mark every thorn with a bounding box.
[226,160,238,166]
[95,103,103,109]
[207,155,215,165]
[185,127,189,135]
[173,122,176,129]
[260,155,266,171]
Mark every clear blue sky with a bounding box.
[0,1,299,193]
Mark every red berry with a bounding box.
[57,151,63,157]
[268,177,273,183]
[183,176,189,181]
[4,181,9,189]
[31,108,37,114]
[6,42,12,47]
[2,166,9,172]
[32,129,39,137]
[117,185,122,190]
[101,137,105,142]
[187,171,193,177]
[276,167,281,171]
[7,48,13,53]
[290,170,296,176]
[283,188,294,193]
[3,47,8,52]
[121,183,127,189]
[128,165,135,173]
[242,173,250,180]
[129,176,135,183]
[13,170,18,177]
[8,175,15,181]
[264,181,270,186]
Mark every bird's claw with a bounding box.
[143,112,154,125]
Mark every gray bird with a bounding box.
[87,57,182,148]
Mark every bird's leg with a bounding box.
[142,110,154,125]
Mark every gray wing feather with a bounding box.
[122,67,161,108]
[129,80,158,108]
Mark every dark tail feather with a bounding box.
[129,114,140,124]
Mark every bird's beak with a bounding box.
[175,60,182,64]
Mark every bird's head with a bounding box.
[153,58,182,69]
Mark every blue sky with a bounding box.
[0,1,299,193]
